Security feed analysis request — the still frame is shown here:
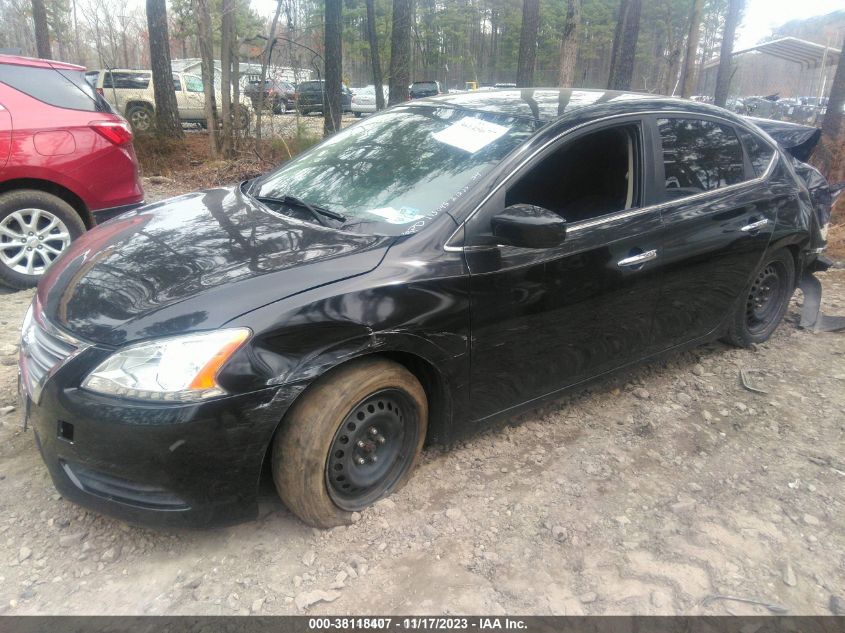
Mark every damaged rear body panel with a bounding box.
[747,117,841,257]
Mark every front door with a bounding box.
[650,116,780,348]
[464,119,664,421]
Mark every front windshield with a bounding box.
[254,105,536,235]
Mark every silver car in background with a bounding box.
[351,85,389,117]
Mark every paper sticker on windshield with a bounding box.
[432,118,509,153]
[367,206,425,224]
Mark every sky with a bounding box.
[735,0,844,48]
[252,0,843,50]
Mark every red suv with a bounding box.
[0,55,144,289]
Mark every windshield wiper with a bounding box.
[252,195,346,226]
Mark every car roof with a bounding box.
[409,88,740,124]
[0,54,84,71]
[90,68,151,73]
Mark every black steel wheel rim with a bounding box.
[326,389,418,511]
[746,260,787,334]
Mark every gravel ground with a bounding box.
[0,178,844,616]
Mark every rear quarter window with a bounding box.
[658,117,745,198]
[102,71,150,90]
[0,64,106,112]
[738,129,776,177]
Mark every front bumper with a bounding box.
[27,371,296,528]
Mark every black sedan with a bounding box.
[20,89,834,528]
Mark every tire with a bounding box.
[354,112,362,118]
[126,104,154,132]
[272,100,286,115]
[272,358,428,528]
[723,248,796,348]
[0,190,86,289]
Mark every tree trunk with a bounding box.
[230,4,240,147]
[324,0,342,136]
[558,0,580,88]
[193,0,219,156]
[607,0,642,91]
[366,0,385,110]
[679,0,704,98]
[516,0,540,87]
[31,0,51,59]
[256,0,283,142]
[822,51,845,142]
[146,0,182,137]
[714,0,743,107]
[220,0,234,157]
[388,0,412,106]
[607,0,626,88]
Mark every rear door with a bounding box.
[651,115,778,348]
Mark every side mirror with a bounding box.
[491,204,566,249]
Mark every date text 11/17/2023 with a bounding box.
[307,618,528,630]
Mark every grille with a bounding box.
[20,312,78,403]
[61,461,188,510]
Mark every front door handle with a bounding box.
[617,249,658,268]
[740,218,769,232]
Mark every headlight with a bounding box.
[81,328,250,402]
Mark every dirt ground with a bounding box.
[0,177,844,616]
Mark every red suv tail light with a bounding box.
[89,120,133,146]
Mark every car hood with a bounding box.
[38,186,391,346]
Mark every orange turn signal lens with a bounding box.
[188,329,250,390]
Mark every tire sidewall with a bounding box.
[127,105,153,132]
[731,249,796,346]
[0,190,85,289]
[272,358,427,528]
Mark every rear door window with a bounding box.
[657,117,745,199]
[0,64,109,112]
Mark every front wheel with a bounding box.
[723,248,796,347]
[272,358,427,527]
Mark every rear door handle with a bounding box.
[740,218,769,232]
[617,249,658,268]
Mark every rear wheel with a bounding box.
[126,104,154,132]
[724,248,796,347]
[0,190,85,289]
[272,358,427,527]
[272,100,286,115]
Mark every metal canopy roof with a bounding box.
[703,36,841,70]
